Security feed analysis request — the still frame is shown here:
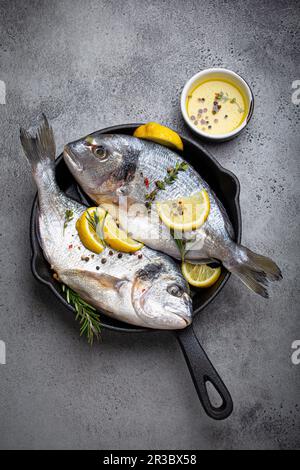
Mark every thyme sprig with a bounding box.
[63,209,74,234]
[61,284,101,345]
[214,91,244,114]
[145,161,188,209]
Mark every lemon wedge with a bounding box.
[76,207,106,254]
[133,122,183,151]
[156,189,210,232]
[182,262,221,288]
[103,214,143,253]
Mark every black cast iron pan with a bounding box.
[30,124,241,420]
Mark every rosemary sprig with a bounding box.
[86,209,107,246]
[145,161,188,209]
[63,209,74,234]
[170,228,186,262]
[170,230,191,295]
[61,284,101,345]
[86,210,100,232]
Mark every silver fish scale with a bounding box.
[137,140,234,240]
[38,184,174,281]
[62,131,282,298]
[81,135,235,261]
[37,182,192,327]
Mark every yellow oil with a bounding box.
[186,79,247,135]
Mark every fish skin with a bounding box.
[64,134,234,260]
[20,118,192,330]
[64,132,282,298]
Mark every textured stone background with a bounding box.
[0,0,299,450]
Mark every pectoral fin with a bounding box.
[61,268,129,292]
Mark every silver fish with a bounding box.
[20,117,192,329]
[64,131,282,298]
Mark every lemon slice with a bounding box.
[133,122,183,151]
[156,189,210,232]
[103,214,143,253]
[76,207,106,254]
[182,262,221,288]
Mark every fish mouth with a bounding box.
[63,145,83,172]
[164,303,192,326]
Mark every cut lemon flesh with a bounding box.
[133,122,183,151]
[182,262,221,288]
[156,189,210,232]
[103,214,143,253]
[76,207,106,254]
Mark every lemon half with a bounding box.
[133,122,183,151]
[76,207,106,254]
[103,214,143,253]
[156,189,210,232]
[182,262,221,288]
[76,207,143,254]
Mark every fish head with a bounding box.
[132,261,193,329]
[63,133,141,200]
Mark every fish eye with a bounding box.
[93,145,108,162]
[167,284,183,297]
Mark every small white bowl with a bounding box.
[180,68,254,142]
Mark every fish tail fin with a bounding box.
[224,245,282,298]
[20,114,56,172]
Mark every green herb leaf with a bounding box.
[145,189,158,201]
[144,160,188,206]
[155,180,166,190]
[178,162,188,171]
[61,284,101,345]
[96,211,107,243]
[170,228,186,261]
[63,209,74,234]
[86,211,97,232]
[86,210,107,246]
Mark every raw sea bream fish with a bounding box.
[64,132,282,298]
[20,117,193,329]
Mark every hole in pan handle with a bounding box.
[176,325,233,420]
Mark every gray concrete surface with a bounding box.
[0,0,299,450]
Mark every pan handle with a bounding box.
[176,325,233,420]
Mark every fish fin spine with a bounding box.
[20,114,56,171]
